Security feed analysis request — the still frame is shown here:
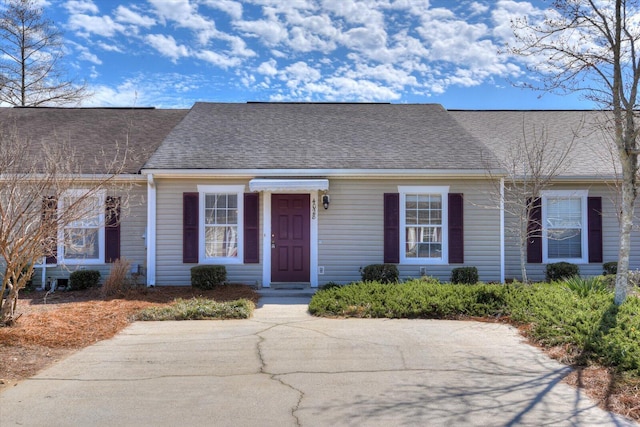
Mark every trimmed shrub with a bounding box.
[545,262,579,282]
[320,282,341,290]
[135,298,253,321]
[69,270,101,290]
[360,264,399,284]
[191,265,227,290]
[451,267,479,284]
[603,261,618,276]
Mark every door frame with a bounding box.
[262,190,319,288]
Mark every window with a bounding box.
[399,186,449,264]
[59,190,105,264]
[198,185,244,263]
[542,190,588,263]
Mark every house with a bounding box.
[450,110,632,281]
[8,103,637,288]
[0,107,188,287]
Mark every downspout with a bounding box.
[41,257,46,290]
[146,174,156,287]
[500,178,505,283]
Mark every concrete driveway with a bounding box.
[0,296,636,426]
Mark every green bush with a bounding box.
[309,280,508,319]
[563,276,610,297]
[191,265,227,290]
[545,262,579,282]
[135,298,253,320]
[360,264,399,284]
[319,282,341,290]
[450,267,479,284]
[69,270,101,290]
[603,261,618,275]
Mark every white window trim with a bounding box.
[541,190,589,264]
[399,186,449,265]
[58,189,106,265]
[197,185,245,265]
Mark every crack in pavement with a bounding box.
[256,324,304,427]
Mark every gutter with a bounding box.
[140,168,507,179]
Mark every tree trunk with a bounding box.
[615,154,635,305]
[0,284,18,326]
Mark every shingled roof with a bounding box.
[0,107,188,174]
[143,102,501,172]
[450,110,617,179]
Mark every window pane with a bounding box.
[548,229,582,259]
[66,196,101,227]
[205,226,238,258]
[64,228,99,259]
[405,226,442,259]
[547,197,581,228]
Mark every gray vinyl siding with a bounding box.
[32,184,148,287]
[152,176,501,286]
[503,183,640,282]
[154,178,262,286]
[317,178,501,284]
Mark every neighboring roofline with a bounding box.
[447,109,609,112]
[140,168,506,178]
[0,173,147,182]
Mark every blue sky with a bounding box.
[39,0,591,109]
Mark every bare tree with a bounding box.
[487,117,578,283]
[0,0,88,106]
[507,0,640,304]
[0,124,128,326]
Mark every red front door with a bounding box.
[271,194,310,283]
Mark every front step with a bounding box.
[270,282,309,290]
[258,287,317,298]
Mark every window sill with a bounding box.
[401,258,448,265]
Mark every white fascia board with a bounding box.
[141,168,506,179]
[510,175,619,183]
[0,173,146,182]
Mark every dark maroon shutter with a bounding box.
[42,197,57,264]
[183,192,199,263]
[588,197,603,263]
[384,193,400,264]
[527,197,543,263]
[244,193,259,263]
[448,193,464,264]
[105,197,121,263]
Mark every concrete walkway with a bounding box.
[0,296,636,426]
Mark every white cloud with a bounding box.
[148,0,218,44]
[257,59,278,76]
[63,0,99,15]
[194,49,242,68]
[234,18,288,46]
[115,6,156,28]
[468,1,489,16]
[203,0,243,20]
[279,61,321,88]
[68,14,125,37]
[146,34,190,62]
[78,50,102,65]
[97,42,123,53]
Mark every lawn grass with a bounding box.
[309,279,640,375]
